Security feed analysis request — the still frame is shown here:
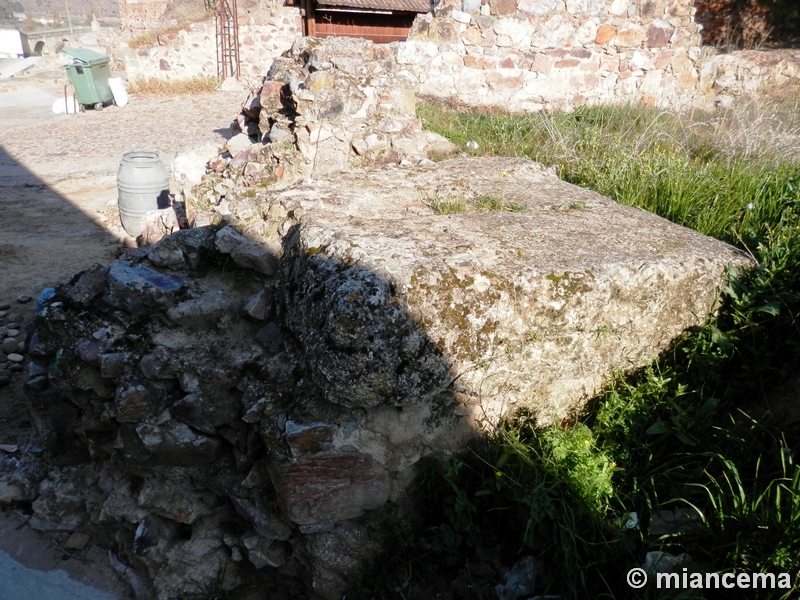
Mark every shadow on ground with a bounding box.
[0,146,132,598]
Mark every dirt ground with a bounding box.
[0,70,247,598]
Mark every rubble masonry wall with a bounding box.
[120,0,800,110]
[399,0,800,110]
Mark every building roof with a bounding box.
[316,0,433,13]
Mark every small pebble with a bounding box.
[8,364,22,373]
[6,314,21,323]
[7,353,23,363]
[2,340,17,354]
[5,330,19,338]
[16,295,32,304]
[16,342,25,353]
[0,303,9,311]
[0,311,5,318]
[5,323,18,331]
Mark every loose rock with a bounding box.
[64,531,91,551]
[0,482,25,504]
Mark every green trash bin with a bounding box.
[62,48,114,111]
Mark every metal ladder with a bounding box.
[216,0,240,80]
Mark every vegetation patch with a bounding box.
[424,194,528,215]
[126,76,220,96]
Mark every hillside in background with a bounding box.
[0,0,24,19]
[7,0,118,19]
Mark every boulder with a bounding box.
[227,157,751,422]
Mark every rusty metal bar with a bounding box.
[215,0,240,80]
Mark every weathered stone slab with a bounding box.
[64,263,109,305]
[135,418,222,466]
[224,156,751,423]
[136,471,218,524]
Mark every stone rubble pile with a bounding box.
[0,296,34,389]
[3,222,470,599]
[176,36,458,221]
[1,155,751,599]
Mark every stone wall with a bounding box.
[117,7,302,82]
[118,0,172,32]
[115,0,799,110]
[8,154,750,599]
[395,0,800,109]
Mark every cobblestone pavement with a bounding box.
[2,89,245,184]
[0,88,247,302]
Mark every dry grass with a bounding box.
[126,76,220,96]
[709,81,800,162]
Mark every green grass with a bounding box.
[418,99,800,245]
[426,196,467,215]
[425,194,528,215]
[370,95,800,599]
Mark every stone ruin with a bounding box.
[1,38,754,600]
[174,36,458,212]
